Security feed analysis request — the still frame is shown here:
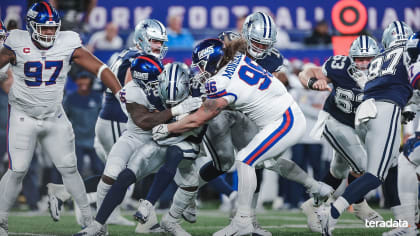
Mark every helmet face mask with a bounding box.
[26,2,61,48]
[130,55,164,96]
[404,32,420,68]
[349,35,380,73]
[242,12,277,59]
[0,20,7,47]
[29,22,60,48]
[191,39,224,83]
[134,19,168,59]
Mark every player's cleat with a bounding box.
[317,204,337,236]
[301,198,322,233]
[382,227,418,236]
[47,183,71,222]
[352,199,383,222]
[182,200,197,223]
[308,182,334,206]
[0,218,8,236]
[72,221,107,236]
[213,214,254,236]
[160,213,191,236]
[252,214,272,236]
[133,199,161,233]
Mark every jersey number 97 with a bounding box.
[24,60,63,87]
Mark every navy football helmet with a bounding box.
[26,1,61,48]
[404,32,420,66]
[131,54,164,94]
[191,39,224,82]
[0,20,7,47]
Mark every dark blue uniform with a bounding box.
[364,45,412,108]
[99,48,141,122]
[256,48,284,74]
[322,55,363,128]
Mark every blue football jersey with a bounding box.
[364,45,413,108]
[322,55,364,128]
[99,48,141,122]
[255,48,284,74]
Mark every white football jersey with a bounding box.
[123,80,155,135]
[4,29,82,119]
[206,53,294,128]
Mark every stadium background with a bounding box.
[0,0,419,235]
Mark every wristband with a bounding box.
[307,77,318,90]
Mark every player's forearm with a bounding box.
[168,114,204,134]
[298,69,314,88]
[100,68,122,94]
[133,109,173,131]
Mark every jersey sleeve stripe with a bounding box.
[207,89,227,98]
[410,72,420,88]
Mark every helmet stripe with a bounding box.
[365,35,369,51]
[136,56,163,73]
[41,1,53,21]
[258,12,268,39]
[267,14,272,38]
[154,20,164,35]
[399,21,405,35]
[169,64,177,102]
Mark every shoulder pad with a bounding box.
[56,31,82,50]
[322,55,352,81]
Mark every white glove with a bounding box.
[171,97,202,116]
[115,89,128,116]
[152,124,169,141]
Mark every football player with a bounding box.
[317,21,415,236]
[390,31,420,236]
[0,1,123,233]
[73,56,202,236]
[46,19,169,227]
[299,35,383,232]
[152,38,333,235]
[194,13,288,235]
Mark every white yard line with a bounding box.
[10,233,56,236]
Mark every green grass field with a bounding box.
[6,209,395,236]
